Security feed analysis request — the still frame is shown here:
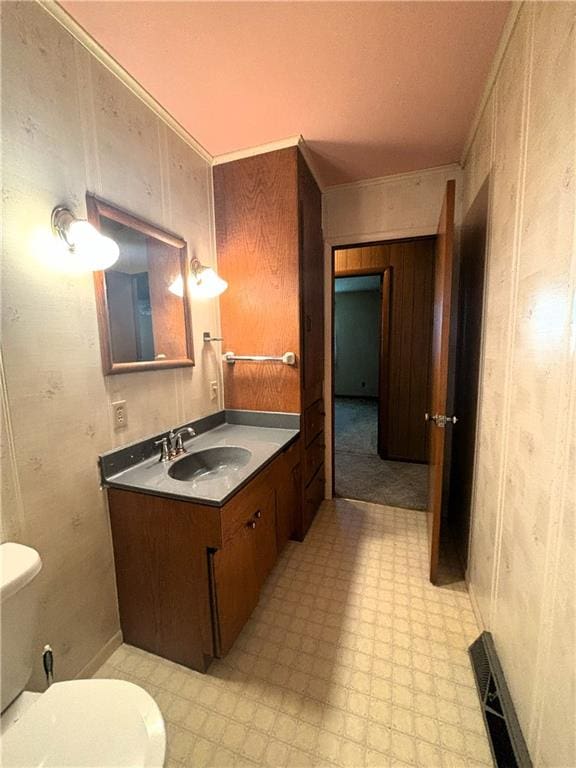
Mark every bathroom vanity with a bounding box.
[101,412,314,672]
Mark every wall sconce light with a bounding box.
[169,257,228,300]
[51,207,119,271]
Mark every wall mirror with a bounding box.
[87,194,194,374]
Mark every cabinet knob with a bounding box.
[247,520,257,529]
[254,510,262,519]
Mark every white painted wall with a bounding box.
[463,4,575,765]
[1,2,221,687]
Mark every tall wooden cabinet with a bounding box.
[214,147,325,538]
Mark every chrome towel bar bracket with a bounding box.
[223,352,296,366]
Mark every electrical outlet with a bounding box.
[210,381,219,401]
[112,400,128,430]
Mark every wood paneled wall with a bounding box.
[214,149,301,412]
[335,238,435,462]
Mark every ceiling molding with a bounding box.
[39,0,213,164]
[324,163,461,195]
[460,1,523,167]
[213,136,302,166]
[297,138,326,192]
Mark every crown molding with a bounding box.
[460,1,523,167]
[324,163,461,195]
[212,136,302,166]
[39,0,213,164]
[297,137,326,192]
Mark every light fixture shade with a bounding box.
[168,259,228,299]
[189,266,228,299]
[52,207,119,271]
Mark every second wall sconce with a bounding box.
[169,256,228,300]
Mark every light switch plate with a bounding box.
[112,400,128,430]
[210,381,218,401]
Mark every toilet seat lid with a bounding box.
[1,679,166,768]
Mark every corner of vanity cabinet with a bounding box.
[106,487,222,672]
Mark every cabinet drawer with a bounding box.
[304,399,324,447]
[304,431,325,487]
[220,464,275,544]
[283,438,301,469]
[303,463,325,533]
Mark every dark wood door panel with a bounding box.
[212,523,259,657]
[108,489,214,670]
[298,153,324,407]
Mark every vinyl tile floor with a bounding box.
[95,499,490,768]
[334,399,428,511]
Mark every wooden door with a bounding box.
[427,180,457,584]
[212,522,259,656]
[448,178,489,568]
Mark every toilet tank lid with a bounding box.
[0,543,42,602]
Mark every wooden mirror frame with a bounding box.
[87,193,195,375]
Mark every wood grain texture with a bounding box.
[211,521,259,657]
[214,148,301,412]
[108,448,296,666]
[427,180,456,585]
[334,238,435,462]
[213,468,278,656]
[147,239,189,360]
[107,488,220,670]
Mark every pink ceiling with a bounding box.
[61,1,510,186]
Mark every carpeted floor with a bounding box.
[334,397,428,511]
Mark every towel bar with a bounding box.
[223,352,296,366]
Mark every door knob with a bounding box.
[247,520,257,529]
[426,413,458,427]
[254,510,262,519]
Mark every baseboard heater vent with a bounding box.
[469,632,532,768]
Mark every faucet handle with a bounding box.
[154,437,170,463]
[173,427,196,456]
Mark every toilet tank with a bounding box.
[1,543,42,712]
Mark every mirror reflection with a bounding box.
[101,220,156,363]
[89,194,194,374]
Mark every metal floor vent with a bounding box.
[469,632,532,768]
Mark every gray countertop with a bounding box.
[103,422,299,507]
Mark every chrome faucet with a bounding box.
[169,427,196,457]
[155,427,196,462]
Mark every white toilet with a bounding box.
[0,542,166,767]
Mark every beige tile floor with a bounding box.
[95,499,492,768]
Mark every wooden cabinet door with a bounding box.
[298,153,324,408]
[212,522,259,656]
[253,486,277,587]
[276,461,301,553]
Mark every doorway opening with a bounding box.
[332,237,435,511]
